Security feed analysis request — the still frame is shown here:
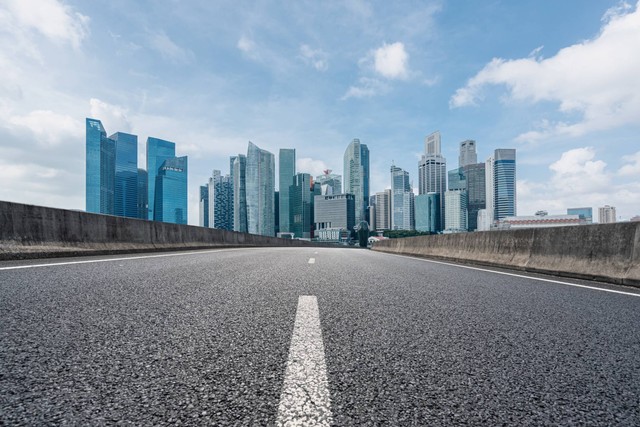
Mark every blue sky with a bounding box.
[1,0,638,225]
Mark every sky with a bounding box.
[1,0,639,225]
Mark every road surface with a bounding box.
[1,247,639,425]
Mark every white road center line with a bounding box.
[277,296,332,427]
[308,258,316,264]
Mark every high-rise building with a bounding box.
[314,193,356,233]
[290,173,314,239]
[374,189,392,231]
[567,207,593,224]
[343,139,369,225]
[111,132,138,219]
[246,141,275,236]
[464,163,486,231]
[279,148,296,233]
[199,184,209,227]
[209,170,234,230]
[598,205,617,223]
[146,137,176,221]
[86,118,115,215]
[445,190,468,233]
[233,154,248,233]
[415,193,440,233]
[137,169,148,220]
[458,140,477,168]
[316,170,342,195]
[418,131,446,231]
[154,156,188,224]
[391,165,412,230]
[448,168,467,191]
[494,149,516,220]
[485,155,495,225]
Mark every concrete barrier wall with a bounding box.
[372,222,640,287]
[0,201,315,260]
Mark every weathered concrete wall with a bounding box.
[372,222,640,287]
[0,201,315,260]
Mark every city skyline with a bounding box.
[1,1,639,224]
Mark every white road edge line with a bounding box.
[308,258,316,264]
[277,296,332,426]
[383,252,640,298]
[0,248,248,271]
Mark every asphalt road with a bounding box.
[1,247,639,425]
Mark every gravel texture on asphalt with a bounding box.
[1,247,639,425]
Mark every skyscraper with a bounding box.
[415,193,440,233]
[86,118,115,215]
[463,163,486,231]
[209,170,234,230]
[154,156,188,224]
[246,141,275,236]
[418,131,446,231]
[314,193,355,232]
[137,169,148,220]
[458,140,477,167]
[445,190,468,233]
[146,137,176,221]
[484,155,495,226]
[111,132,138,219]
[494,149,516,220]
[233,154,248,233]
[374,189,392,231]
[391,165,412,230]
[343,139,370,225]
[199,184,209,227]
[316,170,342,195]
[290,173,314,239]
[279,148,296,233]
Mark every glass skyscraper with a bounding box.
[279,148,296,233]
[154,156,188,224]
[146,137,176,221]
[343,138,370,225]
[111,132,138,219]
[290,173,313,239]
[418,131,446,231]
[137,168,148,220]
[199,184,209,227]
[415,193,440,233]
[246,142,275,236]
[86,118,115,215]
[391,165,412,230]
[233,154,248,233]
[209,170,234,230]
[494,149,516,220]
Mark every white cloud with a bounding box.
[373,42,409,79]
[89,98,132,133]
[450,2,640,142]
[549,147,610,194]
[619,151,640,176]
[237,35,256,53]
[297,158,329,178]
[2,0,89,49]
[341,77,389,100]
[299,44,328,71]
[7,110,82,146]
[147,30,194,64]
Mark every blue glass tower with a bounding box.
[246,142,275,236]
[279,148,296,233]
[233,154,248,233]
[155,156,188,224]
[111,132,138,219]
[86,118,115,215]
[494,149,516,220]
[146,137,176,221]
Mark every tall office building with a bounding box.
[232,154,248,233]
[316,170,342,195]
[459,140,477,167]
[445,190,468,233]
[137,169,148,220]
[290,173,314,239]
[147,137,176,221]
[111,132,138,219]
[314,194,355,232]
[343,139,369,225]
[209,170,234,230]
[279,149,296,233]
[598,205,617,223]
[246,141,275,236]
[464,163,486,231]
[391,165,412,230]
[568,207,593,224]
[199,184,209,227]
[154,156,188,224]
[494,149,516,220]
[374,189,392,231]
[418,131,446,231]
[484,155,495,226]
[415,193,440,233]
[86,118,115,215]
